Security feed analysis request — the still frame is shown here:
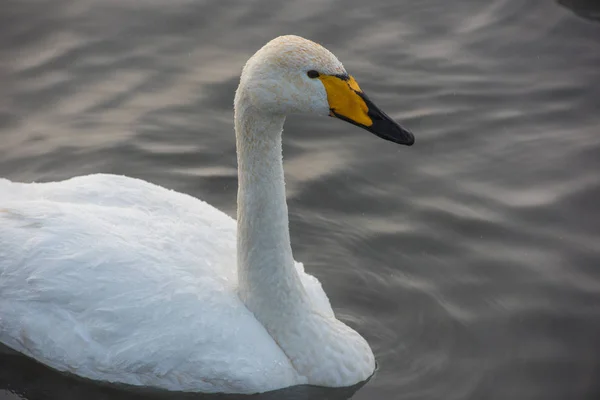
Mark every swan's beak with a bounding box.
[320,74,414,146]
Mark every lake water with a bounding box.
[1,0,600,399]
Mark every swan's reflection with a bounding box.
[558,0,600,22]
[0,348,369,400]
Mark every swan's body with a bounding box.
[0,174,338,393]
[0,36,414,394]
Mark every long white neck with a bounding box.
[234,95,310,327]
[233,87,375,386]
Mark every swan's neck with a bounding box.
[234,99,310,326]
[232,89,375,385]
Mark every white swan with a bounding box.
[0,35,414,394]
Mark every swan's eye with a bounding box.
[307,70,320,79]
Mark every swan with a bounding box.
[0,35,414,394]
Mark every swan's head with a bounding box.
[236,35,414,145]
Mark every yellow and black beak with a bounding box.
[319,74,414,146]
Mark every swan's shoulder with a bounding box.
[0,174,332,392]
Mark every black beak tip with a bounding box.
[402,130,415,146]
[380,123,415,146]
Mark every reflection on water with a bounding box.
[1,0,600,399]
[558,0,600,22]
[0,345,365,400]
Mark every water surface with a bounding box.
[1,1,600,399]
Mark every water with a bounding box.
[1,1,600,399]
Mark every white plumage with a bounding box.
[0,174,331,393]
[0,35,414,394]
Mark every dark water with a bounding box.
[1,1,600,399]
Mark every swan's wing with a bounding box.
[0,174,305,393]
[0,174,334,315]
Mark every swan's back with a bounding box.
[0,174,332,393]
